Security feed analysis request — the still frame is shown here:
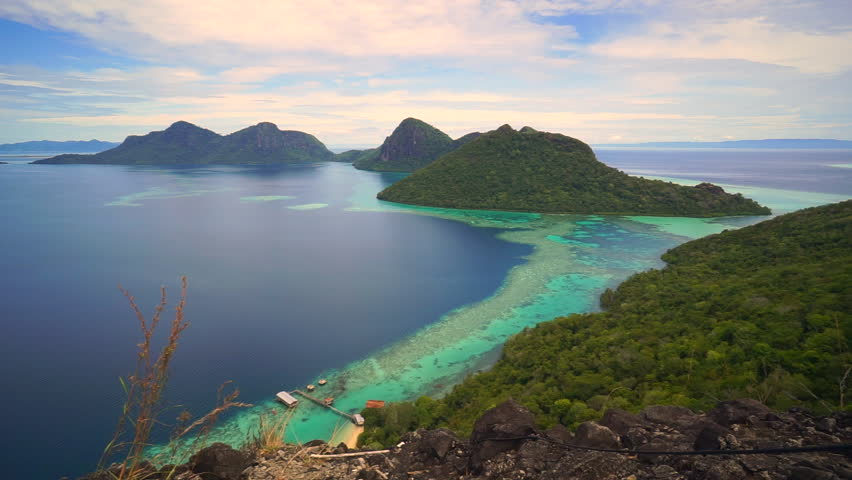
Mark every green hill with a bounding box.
[204,122,334,164]
[33,121,334,165]
[378,125,771,216]
[334,148,376,163]
[359,200,852,447]
[353,118,477,172]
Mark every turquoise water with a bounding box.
[149,165,848,462]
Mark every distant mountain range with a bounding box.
[351,118,481,172]
[0,140,118,154]
[33,121,336,165]
[11,135,851,159]
[599,139,852,149]
[378,124,771,217]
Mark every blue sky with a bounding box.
[1,0,851,147]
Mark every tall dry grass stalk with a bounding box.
[247,408,295,455]
[98,277,190,479]
[97,278,249,480]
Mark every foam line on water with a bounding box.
[287,203,329,210]
[240,195,295,202]
[105,186,233,206]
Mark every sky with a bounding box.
[1,0,851,148]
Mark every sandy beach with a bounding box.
[330,422,364,449]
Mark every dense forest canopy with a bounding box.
[378,125,771,216]
[359,200,852,448]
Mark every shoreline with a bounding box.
[330,422,364,449]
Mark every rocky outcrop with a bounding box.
[708,398,773,427]
[74,399,852,480]
[353,118,474,172]
[188,443,251,480]
[694,182,727,195]
[574,421,620,449]
[469,399,538,471]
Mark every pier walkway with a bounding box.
[293,389,361,425]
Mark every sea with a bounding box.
[1,148,849,479]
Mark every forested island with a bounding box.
[378,125,771,216]
[359,200,852,447]
[0,139,118,154]
[352,117,480,172]
[33,121,335,165]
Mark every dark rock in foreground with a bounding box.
[469,399,538,471]
[188,443,251,480]
[77,399,849,480]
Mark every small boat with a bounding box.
[324,397,334,406]
[318,379,328,386]
[306,384,316,392]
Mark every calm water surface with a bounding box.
[1,149,849,479]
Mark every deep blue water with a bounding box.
[0,161,530,479]
[597,148,852,195]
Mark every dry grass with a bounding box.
[247,408,295,455]
[98,277,250,480]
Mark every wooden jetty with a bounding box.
[293,390,364,425]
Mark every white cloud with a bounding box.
[592,17,852,73]
[367,78,411,88]
[2,0,851,144]
[0,0,567,65]
[524,0,661,16]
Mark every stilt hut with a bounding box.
[276,391,299,408]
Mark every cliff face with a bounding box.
[353,118,461,172]
[80,399,851,480]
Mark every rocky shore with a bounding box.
[77,399,851,480]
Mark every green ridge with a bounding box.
[334,148,377,163]
[378,125,771,216]
[359,200,852,447]
[34,121,335,165]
